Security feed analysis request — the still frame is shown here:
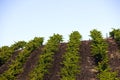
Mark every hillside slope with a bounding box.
[0,39,120,80]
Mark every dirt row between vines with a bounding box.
[77,41,98,80]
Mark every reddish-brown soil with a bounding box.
[0,50,20,74]
[0,39,120,80]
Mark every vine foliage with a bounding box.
[60,31,82,80]
[90,29,119,80]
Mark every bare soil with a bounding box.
[77,41,98,80]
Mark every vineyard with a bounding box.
[0,29,120,80]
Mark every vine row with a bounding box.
[60,31,82,80]
[90,29,119,80]
[29,34,63,80]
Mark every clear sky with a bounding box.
[0,0,120,47]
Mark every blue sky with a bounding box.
[0,0,120,46]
